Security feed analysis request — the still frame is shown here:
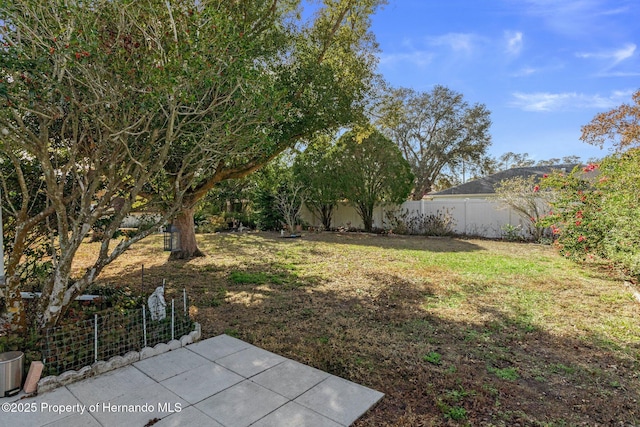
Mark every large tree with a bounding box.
[377,85,492,199]
[495,152,535,171]
[165,0,384,258]
[292,135,342,229]
[0,0,384,331]
[335,129,413,232]
[581,89,640,151]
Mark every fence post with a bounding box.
[171,299,175,341]
[94,314,98,363]
[183,288,187,317]
[142,305,147,348]
[464,198,469,235]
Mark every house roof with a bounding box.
[431,164,582,195]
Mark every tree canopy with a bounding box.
[292,135,342,229]
[377,85,492,199]
[0,0,384,330]
[335,129,413,231]
[159,0,385,258]
[581,89,640,151]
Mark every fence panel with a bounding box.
[300,197,534,238]
[42,318,95,377]
[41,293,193,377]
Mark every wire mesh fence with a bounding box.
[41,291,193,377]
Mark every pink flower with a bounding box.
[533,185,540,193]
[578,235,586,242]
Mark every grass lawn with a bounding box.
[75,232,640,426]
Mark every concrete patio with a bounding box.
[0,335,383,426]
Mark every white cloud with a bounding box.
[426,33,479,54]
[504,31,524,55]
[599,6,631,16]
[379,32,484,70]
[378,51,434,69]
[576,43,636,66]
[576,43,637,76]
[612,43,636,63]
[510,61,567,78]
[519,0,630,36]
[600,71,640,77]
[511,67,538,77]
[509,90,634,112]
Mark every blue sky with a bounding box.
[369,0,640,162]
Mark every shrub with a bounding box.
[495,175,553,241]
[420,209,456,236]
[196,215,228,233]
[539,165,606,262]
[385,208,456,236]
[384,209,412,234]
[540,150,640,278]
[501,224,523,242]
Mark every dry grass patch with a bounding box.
[76,232,640,426]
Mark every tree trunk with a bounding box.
[363,215,373,232]
[358,203,374,232]
[0,277,27,334]
[169,205,205,260]
[412,179,433,200]
[320,204,334,230]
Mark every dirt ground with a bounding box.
[85,231,639,426]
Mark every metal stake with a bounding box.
[171,299,175,341]
[94,314,98,363]
[142,306,147,348]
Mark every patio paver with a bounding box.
[152,405,224,427]
[215,346,287,378]
[0,334,383,427]
[251,401,344,427]
[134,347,210,381]
[160,363,244,404]
[252,359,331,400]
[295,375,386,426]
[194,380,289,427]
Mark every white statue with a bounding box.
[148,285,166,321]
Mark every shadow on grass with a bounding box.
[226,231,486,253]
[92,234,639,426]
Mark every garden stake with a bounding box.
[171,299,175,341]
[142,306,147,348]
[94,314,98,363]
[183,289,187,317]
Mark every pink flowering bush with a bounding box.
[540,150,640,277]
[539,165,605,260]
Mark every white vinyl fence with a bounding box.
[301,196,542,239]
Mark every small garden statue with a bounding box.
[148,285,166,321]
